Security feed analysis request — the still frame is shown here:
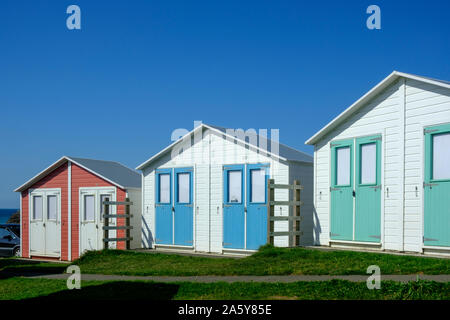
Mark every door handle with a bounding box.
[352,190,356,197]
[43,223,46,227]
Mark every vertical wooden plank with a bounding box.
[125,197,130,250]
[103,197,109,250]
[294,180,301,246]
[268,179,275,245]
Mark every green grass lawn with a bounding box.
[68,245,450,276]
[0,277,448,300]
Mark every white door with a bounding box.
[29,190,61,257]
[44,192,61,256]
[80,188,116,254]
[80,192,98,253]
[30,194,45,255]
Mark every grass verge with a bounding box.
[0,277,448,300]
[70,245,450,276]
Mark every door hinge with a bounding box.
[370,137,382,141]
[423,182,438,188]
[423,237,438,242]
[369,235,381,239]
[330,187,340,192]
[424,128,439,135]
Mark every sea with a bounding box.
[0,209,19,224]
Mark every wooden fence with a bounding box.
[267,179,303,246]
[102,197,134,250]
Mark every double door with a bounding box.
[155,167,194,246]
[223,163,269,250]
[330,135,381,242]
[29,189,61,257]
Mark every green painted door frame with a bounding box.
[355,135,382,243]
[330,139,354,241]
[424,123,450,247]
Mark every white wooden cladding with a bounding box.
[313,77,450,253]
[141,128,314,252]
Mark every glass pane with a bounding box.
[336,147,350,185]
[100,195,111,214]
[251,169,266,203]
[433,133,450,179]
[84,195,95,221]
[361,143,377,184]
[47,195,57,220]
[33,196,43,220]
[177,173,190,203]
[228,170,242,203]
[159,174,170,203]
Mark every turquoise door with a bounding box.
[355,135,381,242]
[155,169,172,245]
[174,168,194,246]
[246,164,269,250]
[223,165,245,249]
[424,124,450,247]
[330,139,354,241]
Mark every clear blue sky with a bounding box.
[1,0,449,208]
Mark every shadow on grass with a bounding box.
[0,258,67,280]
[25,281,180,300]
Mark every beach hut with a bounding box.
[15,156,141,261]
[305,71,450,256]
[136,123,313,254]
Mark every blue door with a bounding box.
[246,164,269,250]
[223,165,245,249]
[155,169,172,244]
[174,168,194,246]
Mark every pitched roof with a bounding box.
[136,123,313,170]
[15,156,141,192]
[305,71,450,145]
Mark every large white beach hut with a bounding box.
[306,71,450,256]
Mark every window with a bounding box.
[433,133,450,180]
[100,195,111,214]
[47,195,57,220]
[159,174,170,203]
[84,195,95,221]
[360,143,376,184]
[336,147,350,185]
[250,169,266,203]
[0,227,10,239]
[177,173,190,203]
[228,170,242,203]
[32,196,43,220]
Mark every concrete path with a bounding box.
[28,273,450,283]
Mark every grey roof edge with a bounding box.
[15,156,140,192]
[305,71,450,145]
[136,123,313,170]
